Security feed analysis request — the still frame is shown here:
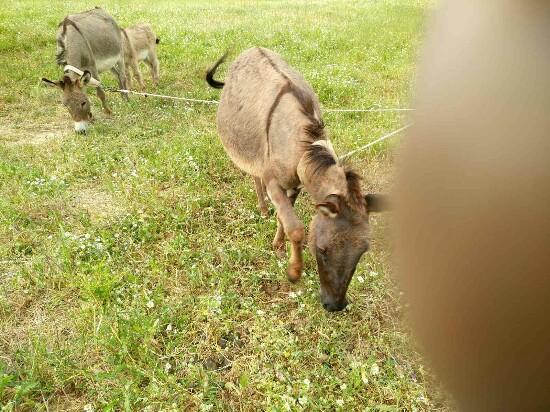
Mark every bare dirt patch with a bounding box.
[0,123,69,147]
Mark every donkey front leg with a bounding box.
[272,187,301,258]
[124,65,133,91]
[265,177,304,283]
[129,57,145,90]
[253,177,269,217]
[96,87,112,115]
[145,52,160,86]
[111,64,129,101]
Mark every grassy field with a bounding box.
[0,1,449,410]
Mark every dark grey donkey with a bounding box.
[206,47,388,311]
[42,7,127,133]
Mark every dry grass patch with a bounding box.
[70,187,125,223]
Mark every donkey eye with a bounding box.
[81,102,87,108]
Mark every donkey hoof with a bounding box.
[287,265,302,283]
[260,207,270,218]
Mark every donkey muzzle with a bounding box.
[74,121,88,134]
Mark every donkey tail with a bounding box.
[206,52,228,89]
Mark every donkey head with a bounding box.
[42,72,93,134]
[308,170,375,311]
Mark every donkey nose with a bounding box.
[323,299,348,312]
[74,121,88,134]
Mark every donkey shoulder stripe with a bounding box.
[265,82,292,152]
[257,47,290,82]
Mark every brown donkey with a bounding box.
[207,47,387,311]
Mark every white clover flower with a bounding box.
[166,323,173,332]
[370,363,380,376]
[164,362,172,373]
[303,378,310,387]
[146,300,155,309]
[357,276,365,284]
[336,399,344,407]
[369,270,379,277]
[340,383,347,390]
[83,404,95,412]
[298,396,308,406]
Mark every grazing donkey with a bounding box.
[42,7,127,134]
[121,23,160,90]
[207,47,387,311]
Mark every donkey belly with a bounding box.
[95,54,121,72]
[218,122,266,178]
[138,49,149,62]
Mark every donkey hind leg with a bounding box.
[265,177,304,283]
[96,87,112,115]
[253,177,269,217]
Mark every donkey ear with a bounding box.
[80,70,92,86]
[316,195,341,218]
[365,194,390,213]
[42,78,64,89]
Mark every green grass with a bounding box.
[0,1,450,410]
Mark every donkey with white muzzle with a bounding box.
[42,7,128,134]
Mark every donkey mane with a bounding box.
[303,143,335,177]
[301,112,335,174]
[344,169,368,214]
[302,132,367,214]
[56,18,84,65]
[56,42,66,66]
